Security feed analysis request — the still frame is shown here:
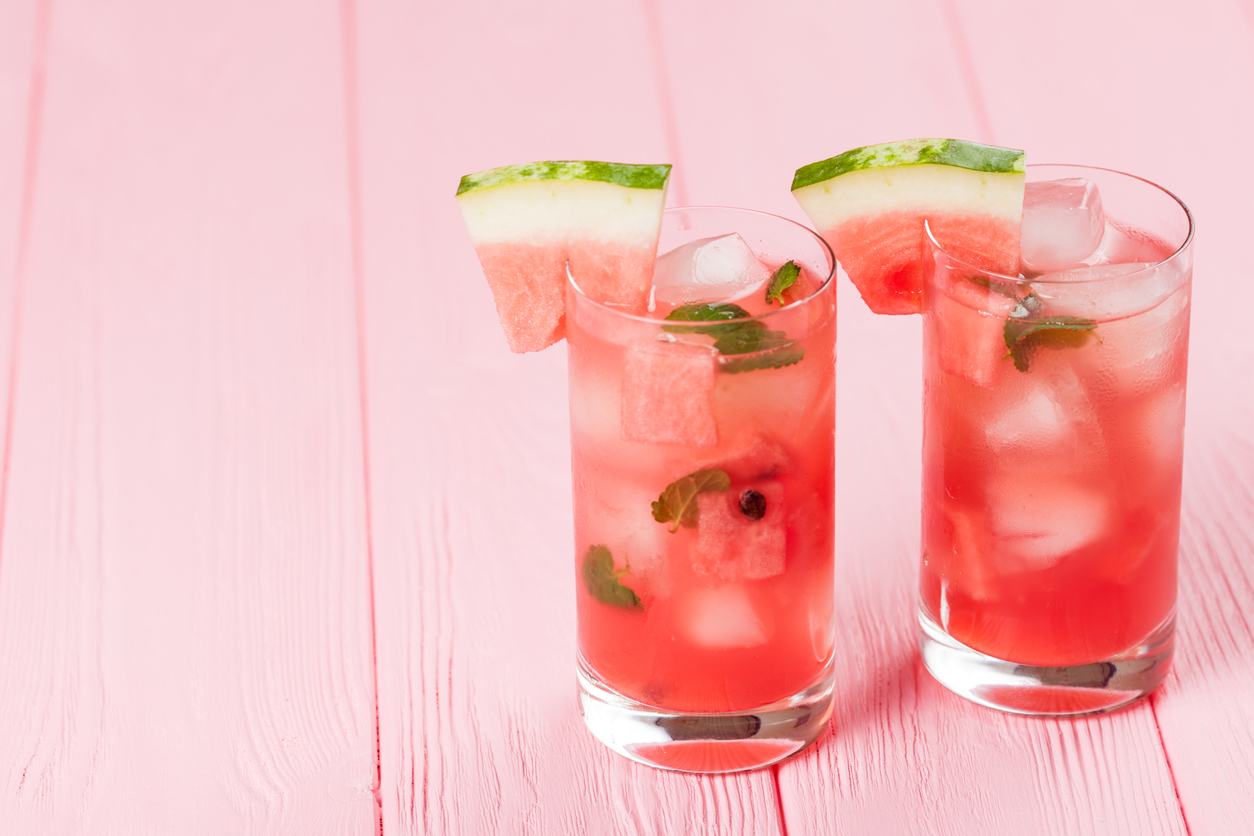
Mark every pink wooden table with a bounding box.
[2,0,1252,833]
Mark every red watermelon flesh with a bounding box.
[620,339,718,448]
[930,277,1019,387]
[693,481,786,581]
[827,210,1021,315]
[474,238,655,353]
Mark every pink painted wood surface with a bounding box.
[1,0,1252,833]
[0,0,377,832]
[353,0,784,831]
[0,0,44,546]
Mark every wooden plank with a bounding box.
[352,0,784,831]
[652,0,1191,832]
[0,0,43,550]
[653,0,984,219]
[0,0,377,832]
[955,1,1254,831]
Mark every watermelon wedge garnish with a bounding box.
[791,139,1025,315]
[456,160,671,352]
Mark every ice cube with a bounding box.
[621,339,718,447]
[652,234,772,307]
[1033,261,1181,325]
[1085,285,1189,396]
[1120,384,1187,469]
[569,357,622,443]
[680,586,771,648]
[581,470,674,591]
[1020,178,1105,273]
[984,366,1102,458]
[987,477,1111,570]
[985,383,1072,453]
[692,481,786,581]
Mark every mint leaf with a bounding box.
[712,325,790,355]
[663,302,805,372]
[765,261,800,305]
[581,545,642,609]
[651,468,731,532]
[721,347,805,373]
[663,303,752,336]
[1004,316,1097,372]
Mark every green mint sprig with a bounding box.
[581,545,642,609]
[663,304,804,374]
[1003,293,1096,372]
[662,302,752,335]
[651,468,730,532]
[765,261,800,306]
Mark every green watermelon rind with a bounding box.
[791,139,1024,192]
[457,160,671,196]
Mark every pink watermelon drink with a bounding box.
[568,207,836,770]
[792,142,1194,715]
[918,165,1193,712]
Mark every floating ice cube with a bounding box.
[1083,285,1189,395]
[1032,261,1178,324]
[984,366,1100,457]
[1020,178,1105,274]
[681,586,770,648]
[621,339,718,447]
[987,477,1111,570]
[692,481,786,581]
[582,471,672,590]
[569,358,622,443]
[985,383,1072,454]
[652,234,772,307]
[1123,384,1187,468]
[1036,262,1148,284]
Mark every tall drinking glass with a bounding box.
[918,165,1194,715]
[567,207,837,772]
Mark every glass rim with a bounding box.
[924,163,1195,286]
[566,205,837,325]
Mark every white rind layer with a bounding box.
[457,178,667,246]
[793,165,1023,228]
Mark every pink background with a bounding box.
[1,0,1251,833]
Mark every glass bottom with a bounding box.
[918,607,1174,717]
[577,656,835,774]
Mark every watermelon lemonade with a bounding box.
[918,165,1194,715]
[569,207,836,772]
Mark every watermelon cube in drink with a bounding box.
[568,207,837,772]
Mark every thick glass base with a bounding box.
[918,608,1174,717]
[577,656,834,773]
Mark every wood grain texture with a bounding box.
[0,0,377,832]
[352,0,786,832]
[653,0,985,220]
[957,1,1254,831]
[652,0,1195,833]
[0,0,43,550]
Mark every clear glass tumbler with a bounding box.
[567,207,837,771]
[918,165,1194,715]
